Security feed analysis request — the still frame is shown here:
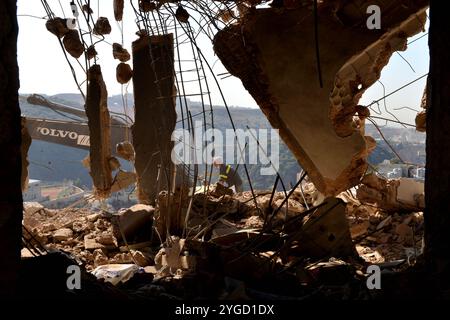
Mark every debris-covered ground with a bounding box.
[22,182,425,300]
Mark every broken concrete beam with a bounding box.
[281,197,357,259]
[85,65,113,198]
[53,228,73,242]
[356,174,424,212]
[214,1,427,196]
[156,187,190,241]
[132,34,177,205]
[112,204,154,240]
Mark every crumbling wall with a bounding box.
[21,117,31,191]
[0,0,22,296]
[85,65,113,198]
[132,34,176,205]
[214,1,427,196]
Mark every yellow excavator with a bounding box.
[24,94,132,156]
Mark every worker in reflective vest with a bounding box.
[212,156,243,193]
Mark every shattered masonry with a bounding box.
[132,34,177,205]
[214,1,427,196]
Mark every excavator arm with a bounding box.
[24,94,132,157]
[25,117,131,157]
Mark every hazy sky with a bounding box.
[17,1,429,126]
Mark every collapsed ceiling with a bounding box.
[214,0,428,195]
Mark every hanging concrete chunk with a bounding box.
[175,6,190,23]
[86,65,113,197]
[113,0,124,21]
[132,34,176,205]
[214,1,427,196]
[113,43,130,62]
[86,45,97,60]
[82,4,93,15]
[93,17,112,35]
[139,0,157,12]
[63,30,84,58]
[45,17,70,38]
[116,63,132,84]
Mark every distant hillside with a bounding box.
[20,93,404,190]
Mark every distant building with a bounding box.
[376,160,424,181]
[411,167,425,180]
[23,179,48,202]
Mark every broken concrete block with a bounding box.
[86,45,97,60]
[86,213,101,223]
[113,0,124,21]
[112,43,130,62]
[132,34,177,204]
[357,174,424,212]
[45,17,70,38]
[111,252,133,264]
[82,4,93,15]
[139,0,156,12]
[85,65,113,198]
[63,30,84,58]
[350,220,370,239]
[154,236,186,273]
[116,63,132,84]
[112,204,154,240]
[40,223,57,233]
[93,17,111,35]
[282,198,357,259]
[415,110,426,132]
[93,248,109,267]
[131,250,151,267]
[96,233,117,246]
[53,228,73,242]
[23,202,44,216]
[397,178,425,208]
[214,2,427,196]
[175,6,190,23]
[84,237,99,250]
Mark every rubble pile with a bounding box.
[342,192,424,264]
[22,204,154,271]
[22,178,425,299]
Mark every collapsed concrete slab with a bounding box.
[356,174,424,212]
[214,1,427,195]
[112,204,154,241]
[85,65,113,197]
[132,34,177,205]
